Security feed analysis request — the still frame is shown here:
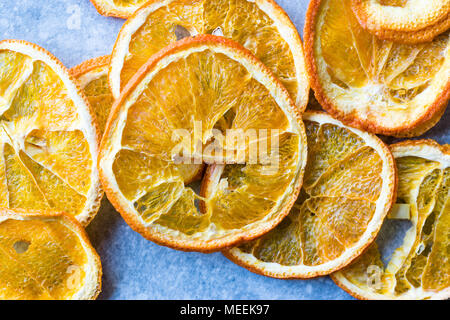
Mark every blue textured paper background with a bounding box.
[1,0,448,300]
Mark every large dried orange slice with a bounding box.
[351,0,450,44]
[0,40,102,225]
[90,0,149,18]
[70,55,204,184]
[333,140,450,300]
[109,0,309,110]
[221,111,396,278]
[304,0,450,137]
[0,208,101,300]
[99,35,307,252]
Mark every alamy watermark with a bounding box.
[66,265,82,290]
[366,265,383,291]
[170,120,281,172]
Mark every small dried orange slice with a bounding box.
[351,0,450,44]
[222,111,397,278]
[0,208,102,300]
[70,56,112,135]
[90,0,149,18]
[70,56,204,184]
[333,140,450,300]
[304,0,450,137]
[0,40,102,225]
[99,35,307,252]
[109,0,309,110]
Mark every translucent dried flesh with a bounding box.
[235,120,382,267]
[207,133,300,231]
[0,217,88,300]
[119,0,299,102]
[317,0,449,120]
[337,156,450,298]
[78,65,203,184]
[111,49,301,239]
[379,0,407,6]
[82,72,113,135]
[121,50,290,159]
[0,49,94,219]
[112,0,148,7]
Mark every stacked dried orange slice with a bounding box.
[0,40,102,226]
[99,35,307,252]
[0,40,103,300]
[222,112,397,278]
[305,0,450,137]
[351,0,450,44]
[0,208,101,300]
[70,56,113,135]
[90,0,150,18]
[109,0,309,110]
[333,140,450,300]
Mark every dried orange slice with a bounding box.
[351,0,450,44]
[0,208,102,300]
[222,111,397,278]
[304,0,450,137]
[109,0,309,110]
[70,56,204,184]
[333,140,450,300]
[90,0,149,18]
[0,40,102,225]
[70,56,112,135]
[99,35,307,252]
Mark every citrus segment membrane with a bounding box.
[109,0,309,110]
[99,36,307,252]
[90,0,150,18]
[70,56,205,185]
[0,209,101,300]
[305,0,450,137]
[333,140,450,300]
[0,40,102,225]
[222,112,396,278]
[351,0,450,43]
